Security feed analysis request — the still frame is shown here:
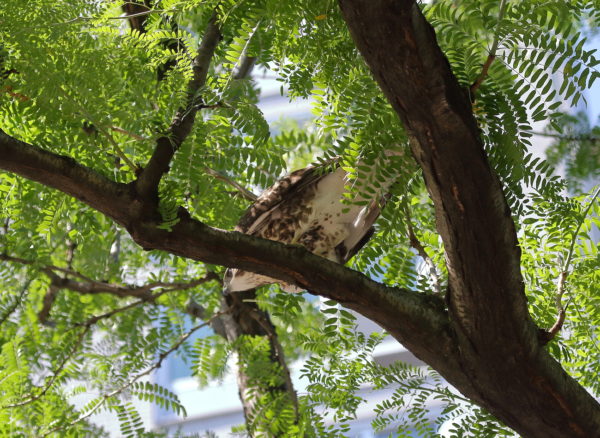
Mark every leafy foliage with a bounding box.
[0,0,599,436]
[544,111,600,191]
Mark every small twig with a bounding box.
[57,87,140,172]
[541,185,600,344]
[3,325,90,408]
[45,272,218,318]
[2,253,217,298]
[56,8,171,26]
[203,166,258,202]
[469,0,508,95]
[5,282,222,411]
[40,310,228,437]
[527,130,600,145]
[0,253,95,283]
[470,54,495,95]
[117,9,170,21]
[37,234,77,325]
[0,278,33,327]
[98,126,255,201]
[1,85,30,102]
[419,384,472,405]
[74,292,169,329]
[73,274,219,328]
[543,308,567,343]
[98,127,140,172]
[110,126,147,141]
[404,207,442,294]
[223,25,261,91]
[1,252,218,321]
[197,102,229,110]
[233,55,256,81]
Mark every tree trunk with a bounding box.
[338,1,600,436]
[216,290,298,436]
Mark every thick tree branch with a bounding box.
[0,129,132,226]
[0,129,454,383]
[0,43,298,428]
[338,1,600,436]
[339,0,531,343]
[219,290,299,431]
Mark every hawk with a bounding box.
[223,159,394,293]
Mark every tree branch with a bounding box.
[541,185,600,344]
[0,264,220,410]
[0,130,132,226]
[2,1,600,435]
[91,125,257,200]
[0,134,443,409]
[529,130,600,145]
[121,0,152,32]
[0,278,32,327]
[0,127,454,365]
[203,166,258,202]
[45,271,218,300]
[469,0,508,95]
[469,53,495,96]
[135,14,221,198]
[0,252,218,323]
[233,55,256,81]
[37,283,59,326]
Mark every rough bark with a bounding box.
[338,1,600,437]
[218,290,298,433]
[1,1,600,436]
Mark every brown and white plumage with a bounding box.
[223,160,392,293]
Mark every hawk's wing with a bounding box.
[224,164,334,294]
[224,158,386,294]
[236,165,331,236]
